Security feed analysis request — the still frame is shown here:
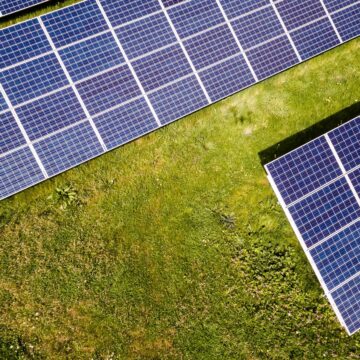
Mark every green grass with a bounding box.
[1,3,360,359]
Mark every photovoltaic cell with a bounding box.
[0,93,8,112]
[132,44,192,92]
[161,0,187,7]
[328,117,360,172]
[266,116,360,335]
[220,0,270,19]
[41,0,109,48]
[76,64,141,115]
[149,75,208,125]
[0,147,45,199]
[167,0,224,38]
[199,54,255,102]
[0,19,51,69]
[332,3,360,42]
[34,121,103,177]
[323,0,358,12]
[275,0,327,31]
[289,178,360,248]
[183,25,239,70]
[0,112,26,153]
[348,169,360,198]
[16,88,86,141]
[93,97,159,150]
[101,0,161,27]
[231,6,284,50]
[310,221,360,290]
[246,35,299,80]
[291,18,340,60]
[115,13,176,60]
[266,136,342,206]
[0,54,69,106]
[59,32,124,82]
[332,275,360,335]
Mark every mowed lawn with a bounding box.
[1,2,360,359]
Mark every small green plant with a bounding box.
[48,184,80,210]
[211,206,236,229]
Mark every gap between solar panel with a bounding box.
[258,101,360,167]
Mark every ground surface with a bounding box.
[1,1,360,359]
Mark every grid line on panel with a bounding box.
[267,170,351,332]
[0,84,48,179]
[331,271,360,294]
[331,274,360,335]
[215,0,258,82]
[269,0,302,61]
[95,0,162,127]
[310,221,360,291]
[157,0,212,103]
[38,17,107,152]
[325,134,360,209]
[319,0,344,42]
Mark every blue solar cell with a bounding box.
[348,169,360,197]
[0,112,26,154]
[323,0,358,12]
[1,0,47,16]
[0,93,8,112]
[132,44,192,92]
[59,32,124,82]
[310,221,360,290]
[0,19,51,69]
[161,0,186,7]
[42,0,108,48]
[115,13,176,60]
[16,88,86,141]
[0,54,69,106]
[332,275,360,334]
[291,18,340,60]
[77,64,141,115]
[246,35,299,81]
[101,0,161,27]
[0,147,45,200]
[267,136,343,205]
[93,97,158,150]
[332,3,360,42]
[328,117,360,172]
[221,0,270,19]
[276,0,326,31]
[34,121,103,177]
[184,25,239,70]
[231,6,284,50]
[288,178,360,248]
[149,75,208,125]
[168,0,224,38]
[199,54,255,102]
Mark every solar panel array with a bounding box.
[0,0,48,16]
[1,0,360,200]
[266,116,360,335]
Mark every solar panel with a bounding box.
[266,116,360,335]
[0,0,49,17]
[0,0,360,200]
